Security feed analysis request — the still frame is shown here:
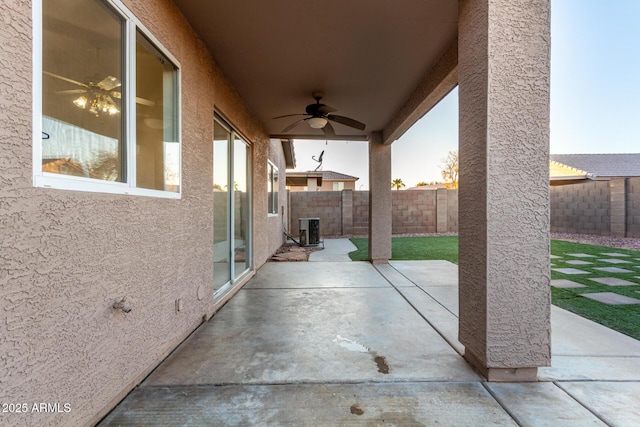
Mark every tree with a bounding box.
[90,151,120,181]
[440,150,459,189]
[391,178,405,190]
[416,181,428,187]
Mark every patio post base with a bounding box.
[464,349,539,382]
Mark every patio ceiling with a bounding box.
[173,0,458,142]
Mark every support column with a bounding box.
[368,132,392,263]
[458,0,551,381]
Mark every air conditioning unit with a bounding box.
[298,217,320,246]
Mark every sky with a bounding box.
[292,0,640,190]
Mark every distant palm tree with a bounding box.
[391,178,406,190]
[416,181,428,187]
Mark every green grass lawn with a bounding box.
[350,236,640,340]
[349,236,459,263]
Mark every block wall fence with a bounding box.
[550,177,640,238]
[288,189,458,237]
[287,178,640,239]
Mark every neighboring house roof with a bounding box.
[321,170,359,181]
[550,154,640,179]
[406,184,448,190]
[286,170,358,187]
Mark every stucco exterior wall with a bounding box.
[458,0,551,375]
[0,1,278,425]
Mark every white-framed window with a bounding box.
[333,182,344,191]
[33,0,181,198]
[267,161,279,215]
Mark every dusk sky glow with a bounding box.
[292,0,640,190]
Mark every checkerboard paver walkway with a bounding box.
[564,260,593,265]
[552,268,590,275]
[551,279,587,288]
[589,277,639,287]
[594,267,634,273]
[597,259,632,264]
[580,292,640,305]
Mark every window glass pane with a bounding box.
[213,122,231,289]
[267,162,278,214]
[234,137,250,279]
[42,0,124,181]
[273,165,278,214]
[135,32,179,192]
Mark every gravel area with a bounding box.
[551,233,640,251]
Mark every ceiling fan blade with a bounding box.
[43,71,89,88]
[318,104,337,115]
[328,114,366,131]
[282,118,308,133]
[273,113,307,119]
[110,90,156,107]
[55,89,87,95]
[97,75,121,91]
[135,96,156,107]
[322,121,336,138]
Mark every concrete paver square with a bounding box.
[596,258,631,264]
[567,253,596,258]
[580,292,640,305]
[593,267,634,273]
[556,382,640,427]
[551,279,587,289]
[99,382,518,426]
[589,277,639,286]
[485,382,605,426]
[600,252,630,257]
[552,268,590,275]
[563,260,592,265]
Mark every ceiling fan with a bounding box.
[274,92,366,137]
[44,71,155,117]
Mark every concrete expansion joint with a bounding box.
[553,381,612,426]
[480,382,523,426]
[373,263,464,357]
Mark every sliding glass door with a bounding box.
[213,117,251,298]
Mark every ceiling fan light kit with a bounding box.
[274,92,366,137]
[307,116,327,129]
[74,92,120,117]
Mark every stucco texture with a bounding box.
[1,1,277,425]
[458,0,551,370]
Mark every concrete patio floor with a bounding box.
[100,240,640,426]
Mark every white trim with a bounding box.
[126,19,136,188]
[33,0,182,199]
[32,0,43,185]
